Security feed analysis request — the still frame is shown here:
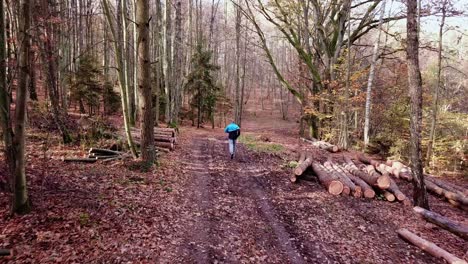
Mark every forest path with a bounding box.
[157,133,312,263]
[154,108,443,263]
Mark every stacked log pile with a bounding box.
[292,152,410,204]
[296,139,467,208]
[128,127,178,151]
[368,157,468,208]
[296,139,467,261]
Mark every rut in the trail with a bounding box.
[173,136,314,263]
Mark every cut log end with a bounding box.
[328,181,344,196]
[342,186,351,196]
[377,175,391,189]
[396,193,407,201]
[383,191,396,202]
[353,189,362,198]
[363,189,376,199]
[289,174,297,183]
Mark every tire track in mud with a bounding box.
[185,138,215,263]
[205,137,309,263]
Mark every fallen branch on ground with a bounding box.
[397,228,467,264]
[413,206,468,240]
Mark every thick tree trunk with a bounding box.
[344,157,390,190]
[340,163,375,198]
[406,0,429,209]
[364,165,391,189]
[413,206,468,240]
[164,0,173,122]
[326,162,361,197]
[397,228,466,264]
[137,0,155,164]
[323,164,351,196]
[12,0,31,214]
[311,162,344,196]
[171,0,183,125]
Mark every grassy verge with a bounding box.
[238,134,284,153]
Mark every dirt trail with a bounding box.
[151,104,468,263]
[154,122,451,263]
[158,134,310,263]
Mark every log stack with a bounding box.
[301,138,339,153]
[361,156,468,208]
[291,152,402,202]
[128,127,178,151]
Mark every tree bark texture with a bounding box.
[136,0,155,164]
[0,0,15,191]
[406,0,429,209]
[12,0,32,214]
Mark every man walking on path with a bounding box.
[224,122,241,159]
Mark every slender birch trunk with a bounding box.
[425,0,446,168]
[363,0,387,147]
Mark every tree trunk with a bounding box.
[425,0,446,168]
[426,175,467,196]
[363,0,387,147]
[234,1,241,126]
[406,0,429,209]
[12,0,31,214]
[330,162,362,198]
[0,0,15,191]
[397,228,466,264]
[311,162,344,196]
[36,0,72,144]
[344,157,390,190]
[338,0,352,150]
[294,157,312,176]
[340,164,375,198]
[425,180,468,207]
[137,0,155,164]
[388,178,408,202]
[171,0,182,125]
[164,0,173,123]
[413,206,468,240]
[102,0,139,158]
[132,0,139,122]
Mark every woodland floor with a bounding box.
[1,109,467,263]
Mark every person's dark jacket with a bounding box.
[228,129,240,140]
